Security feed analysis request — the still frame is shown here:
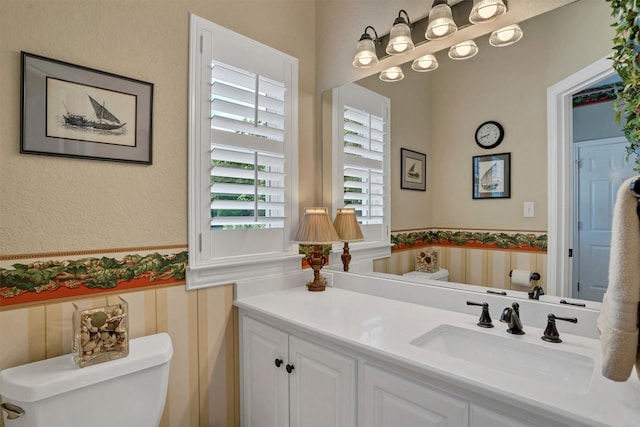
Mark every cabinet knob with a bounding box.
[286,364,294,374]
[274,358,283,368]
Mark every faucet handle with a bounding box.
[541,313,577,343]
[467,301,494,328]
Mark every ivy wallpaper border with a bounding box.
[391,229,547,252]
[1,246,188,309]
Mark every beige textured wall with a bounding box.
[350,0,612,232]
[431,0,612,230]
[0,0,317,254]
[0,1,315,426]
[356,69,434,231]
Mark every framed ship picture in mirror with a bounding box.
[21,52,153,164]
[472,153,511,199]
[401,148,426,191]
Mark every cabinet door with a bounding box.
[241,316,289,427]
[289,336,357,427]
[469,405,547,427]
[360,363,468,427]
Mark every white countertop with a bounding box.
[235,285,640,427]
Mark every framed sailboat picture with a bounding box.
[20,52,153,164]
[472,153,511,199]
[401,148,426,191]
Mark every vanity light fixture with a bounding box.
[386,10,415,55]
[489,24,523,47]
[332,208,364,272]
[469,0,507,24]
[293,207,341,292]
[379,66,405,82]
[448,40,478,60]
[425,0,457,41]
[411,54,439,72]
[353,26,379,69]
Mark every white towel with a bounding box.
[597,176,640,382]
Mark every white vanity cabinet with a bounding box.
[360,363,468,426]
[360,363,563,427]
[236,286,638,427]
[240,315,357,427]
[469,405,540,427]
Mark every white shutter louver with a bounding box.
[210,61,286,229]
[342,105,386,225]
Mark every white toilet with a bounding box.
[402,268,450,282]
[0,332,172,427]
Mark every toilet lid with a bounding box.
[0,333,172,402]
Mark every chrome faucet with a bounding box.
[528,285,545,300]
[500,302,524,335]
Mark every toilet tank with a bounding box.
[0,332,172,427]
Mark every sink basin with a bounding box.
[410,325,595,393]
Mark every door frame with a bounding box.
[547,55,615,297]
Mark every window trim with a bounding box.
[187,14,300,290]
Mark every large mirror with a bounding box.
[324,0,629,306]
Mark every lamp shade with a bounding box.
[448,40,478,60]
[489,24,523,47]
[469,0,507,24]
[333,208,364,242]
[386,13,414,55]
[426,0,457,40]
[353,29,379,69]
[412,54,439,72]
[293,207,341,244]
[379,66,404,82]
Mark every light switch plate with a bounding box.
[524,201,535,218]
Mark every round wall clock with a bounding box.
[475,121,504,149]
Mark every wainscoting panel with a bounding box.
[0,283,237,427]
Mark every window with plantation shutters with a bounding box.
[187,15,300,289]
[330,83,390,259]
[210,61,287,229]
[343,105,386,225]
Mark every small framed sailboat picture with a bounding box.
[472,153,511,199]
[20,52,153,164]
[401,148,426,191]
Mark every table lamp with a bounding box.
[293,207,341,291]
[333,208,364,272]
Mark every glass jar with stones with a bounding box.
[72,296,129,368]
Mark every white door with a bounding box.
[289,336,357,427]
[572,137,636,301]
[241,316,290,427]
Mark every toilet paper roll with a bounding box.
[511,269,532,287]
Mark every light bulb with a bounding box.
[380,66,404,82]
[358,55,373,66]
[394,42,408,53]
[455,44,471,56]
[430,19,449,37]
[497,28,515,42]
[418,58,434,68]
[448,40,478,60]
[489,24,523,47]
[412,54,438,72]
[478,4,498,19]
